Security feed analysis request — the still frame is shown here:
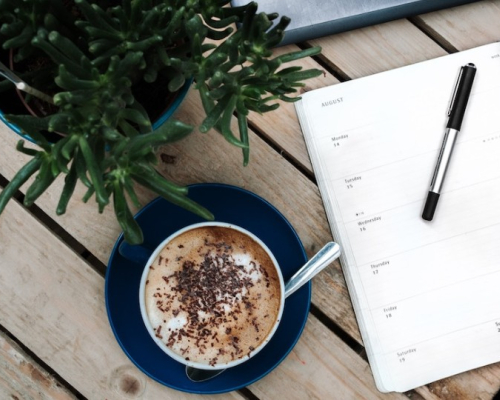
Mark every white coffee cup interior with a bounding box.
[138,221,285,370]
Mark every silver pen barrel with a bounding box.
[429,128,460,194]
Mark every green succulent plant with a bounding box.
[0,0,322,244]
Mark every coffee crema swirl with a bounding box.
[144,226,282,366]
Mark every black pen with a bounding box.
[422,63,477,221]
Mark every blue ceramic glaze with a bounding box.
[0,107,25,137]
[152,78,192,130]
[105,183,311,394]
[0,78,193,144]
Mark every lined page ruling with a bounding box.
[295,42,500,392]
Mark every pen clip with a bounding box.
[447,66,464,116]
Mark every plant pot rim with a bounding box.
[0,77,193,144]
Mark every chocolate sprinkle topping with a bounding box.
[146,229,281,366]
[154,251,260,358]
[172,254,255,313]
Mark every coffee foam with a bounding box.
[144,226,281,366]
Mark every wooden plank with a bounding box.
[424,367,500,400]
[0,88,362,345]
[308,19,447,79]
[0,12,489,398]
[0,198,403,399]
[0,330,78,400]
[0,18,453,350]
[0,199,243,400]
[415,1,500,51]
[249,314,407,400]
[3,69,485,399]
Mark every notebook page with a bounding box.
[296,42,500,392]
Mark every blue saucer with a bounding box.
[105,183,310,394]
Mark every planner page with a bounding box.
[295,42,500,392]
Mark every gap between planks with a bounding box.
[0,32,439,400]
[408,16,459,54]
[0,175,254,398]
[0,173,107,278]
[0,323,87,400]
[0,173,421,400]
[0,13,464,399]
[0,171,372,398]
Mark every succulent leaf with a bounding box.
[0,0,322,243]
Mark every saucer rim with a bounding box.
[105,183,311,394]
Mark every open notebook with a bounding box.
[295,42,500,392]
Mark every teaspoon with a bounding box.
[186,241,341,382]
[0,61,54,104]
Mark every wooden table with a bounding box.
[1,1,500,399]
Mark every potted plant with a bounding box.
[0,0,321,244]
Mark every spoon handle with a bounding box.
[0,61,23,86]
[0,61,54,104]
[284,242,341,298]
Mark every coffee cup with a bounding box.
[138,222,285,370]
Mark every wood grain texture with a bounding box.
[0,3,498,398]
[0,86,363,345]
[248,314,407,400]
[308,19,447,80]
[0,330,78,400]
[0,17,458,352]
[0,198,243,400]
[415,0,500,52]
[0,197,398,399]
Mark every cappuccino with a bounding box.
[143,225,282,367]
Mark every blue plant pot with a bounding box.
[0,78,193,144]
[151,78,192,131]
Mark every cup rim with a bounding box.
[138,221,285,370]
